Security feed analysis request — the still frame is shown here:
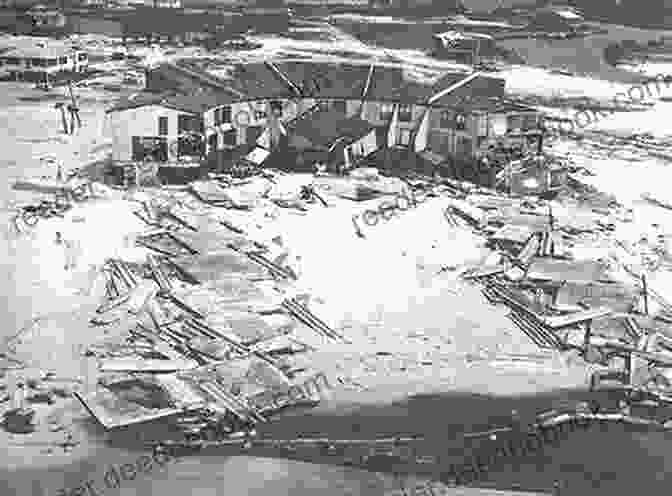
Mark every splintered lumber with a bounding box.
[196,382,251,422]
[461,264,507,280]
[517,233,541,265]
[514,309,562,348]
[167,233,199,255]
[147,254,172,294]
[247,252,296,280]
[508,312,549,349]
[624,317,643,341]
[187,319,282,368]
[136,238,180,257]
[133,210,159,227]
[165,294,205,320]
[542,307,612,329]
[106,260,132,291]
[165,259,200,286]
[96,291,132,314]
[161,211,198,232]
[282,299,344,341]
[220,219,245,234]
[182,320,220,340]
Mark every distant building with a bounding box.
[433,31,499,65]
[0,37,89,81]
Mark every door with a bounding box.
[208,133,218,153]
[246,126,262,146]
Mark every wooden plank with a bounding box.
[542,307,612,329]
[147,254,172,294]
[162,211,198,232]
[167,233,200,255]
[136,238,180,258]
[165,259,201,285]
[461,264,507,280]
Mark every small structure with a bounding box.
[0,37,88,82]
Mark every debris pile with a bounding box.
[76,172,349,445]
[450,187,672,406]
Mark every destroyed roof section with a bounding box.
[153,374,212,409]
[73,389,182,429]
[285,107,375,151]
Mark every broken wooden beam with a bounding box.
[96,291,132,314]
[161,211,198,232]
[542,307,612,329]
[136,238,180,258]
[165,259,200,286]
[167,233,199,255]
[147,254,172,295]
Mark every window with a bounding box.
[439,110,452,129]
[178,115,203,134]
[222,129,236,146]
[398,104,412,122]
[477,115,489,137]
[379,103,394,121]
[158,116,168,136]
[58,56,67,65]
[77,53,87,61]
[332,100,346,113]
[214,106,231,125]
[31,58,45,67]
[132,136,168,162]
[455,113,467,131]
[47,58,57,67]
[4,57,18,65]
[255,110,267,120]
[522,114,538,131]
[270,100,283,117]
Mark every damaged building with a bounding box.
[105,60,549,189]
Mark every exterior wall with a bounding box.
[344,128,377,165]
[108,105,191,162]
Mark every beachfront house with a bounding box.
[106,60,544,183]
[0,37,89,81]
